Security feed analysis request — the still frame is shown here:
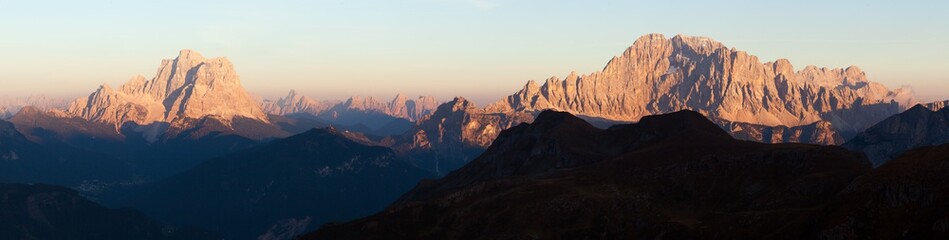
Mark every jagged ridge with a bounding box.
[487,33,915,142]
[65,50,268,130]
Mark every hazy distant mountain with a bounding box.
[263,90,439,122]
[263,90,439,135]
[843,104,949,166]
[261,90,337,117]
[126,127,433,240]
[486,34,915,143]
[0,95,68,119]
[305,110,873,239]
[65,49,271,138]
[393,97,532,174]
[0,183,218,240]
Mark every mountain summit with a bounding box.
[487,34,915,141]
[66,49,268,129]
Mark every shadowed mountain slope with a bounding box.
[843,104,949,166]
[305,110,872,239]
[126,127,434,239]
[0,183,218,240]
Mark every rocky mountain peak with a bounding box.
[769,58,795,76]
[905,103,932,114]
[445,97,476,112]
[66,49,268,130]
[283,89,303,102]
[631,33,668,48]
[343,96,383,111]
[96,83,114,93]
[671,34,727,54]
[490,33,915,143]
[392,93,407,102]
[178,49,205,60]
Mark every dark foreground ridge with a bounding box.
[304,109,948,239]
[127,127,434,239]
[0,183,218,240]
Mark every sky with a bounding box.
[0,0,946,105]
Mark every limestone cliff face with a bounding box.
[487,34,916,142]
[263,90,439,122]
[405,97,531,150]
[715,119,842,145]
[66,50,268,129]
[395,97,533,174]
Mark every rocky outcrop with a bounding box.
[263,90,439,122]
[925,100,949,111]
[715,118,843,145]
[394,97,533,174]
[487,34,915,142]
[843,104,949,166]
[66,50,269,130]
[405,97,531,149]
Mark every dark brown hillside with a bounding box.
[304,110,871,239]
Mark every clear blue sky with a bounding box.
[0,0,946,104]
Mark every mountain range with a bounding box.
[1,37,938,187]
[123,127,433,239]
[486,34,915,144]
[263,90,438,122]
[305,110,949,239]
[306,110,873,239]
[0,33,946,239]
[0,95,68,119]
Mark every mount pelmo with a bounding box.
[65,50,268,130]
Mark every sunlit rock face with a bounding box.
[488,34,916,143]
[66,49,268,129]
[392,97,533,174]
